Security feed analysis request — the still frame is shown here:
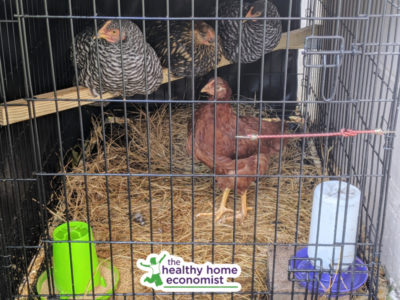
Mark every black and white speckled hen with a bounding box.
[218,0,282,64]
[71,20,163,97]
[147,21,222,77]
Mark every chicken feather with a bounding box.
[187,77,286,223]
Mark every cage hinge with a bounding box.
[303,36,345,101]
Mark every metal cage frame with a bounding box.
[0,0,399,299]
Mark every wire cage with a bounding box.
[0,0,399,299]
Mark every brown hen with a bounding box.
[187,77,286,223]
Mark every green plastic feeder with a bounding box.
[53,221,101,294]
[36,221,119,299]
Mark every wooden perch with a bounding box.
[0,25,314,126]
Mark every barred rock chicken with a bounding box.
[218,0,282,63]
[71,20,163,97]
[187,77,286,223]
[147,21,222,77]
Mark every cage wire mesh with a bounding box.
[0,0,399,298]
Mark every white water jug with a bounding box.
[308,181,361,270]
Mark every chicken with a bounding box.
[147,21,222,77]
[71,20,163,97]
[187,77,286,223]
[218,0,282,64]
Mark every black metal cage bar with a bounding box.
[0,0,399,299]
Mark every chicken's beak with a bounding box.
[93,20,112,40]
[203,31,216,45]
[243,6,261,23]
[200,85,209,94]
[201,81,215,95]
[243,7,254,23]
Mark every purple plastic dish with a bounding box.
[289,247,368,295]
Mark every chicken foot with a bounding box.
[196,188,233,223]
[196,188,252,224]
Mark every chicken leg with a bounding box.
[196,188,233,223]
[196,188,253,223]
[226,191,253,224]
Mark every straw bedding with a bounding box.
[49,104,321,299]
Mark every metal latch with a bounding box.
[0,254,12,269]
[303,36,344,101]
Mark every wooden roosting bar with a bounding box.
[1,26,314,126]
